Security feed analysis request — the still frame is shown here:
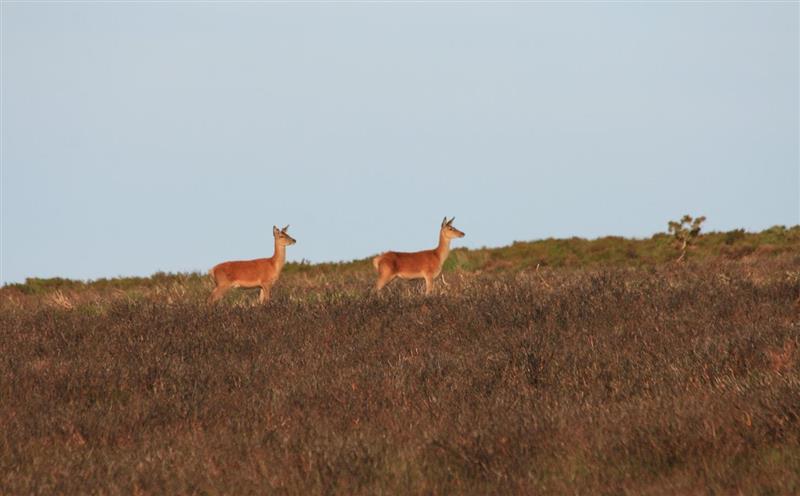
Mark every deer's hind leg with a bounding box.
[375,265,396,292]
[208,284,230,304]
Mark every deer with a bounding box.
[372,217,465,295]
[208,225,296,304]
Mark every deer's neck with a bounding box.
[435,233,451,265]
[272,241,286,273]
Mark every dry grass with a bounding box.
[2,256,800,494]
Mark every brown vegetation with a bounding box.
[1,230,799,494]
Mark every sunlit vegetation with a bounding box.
[1,226,798,494]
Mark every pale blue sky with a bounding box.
[2,2,798,284]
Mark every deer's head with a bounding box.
[273,225,297,246]
[440,217,465,239]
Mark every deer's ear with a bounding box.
[447,217,455,226]
[442,217,448,227]
[282,224,289,232]
[273,225,280,235]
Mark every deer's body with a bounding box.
[208,225,296,304]
[373,217,465,294]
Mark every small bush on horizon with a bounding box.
[668,214,706,262]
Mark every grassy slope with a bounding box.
[1,226,799,494]
[5,225,800,295]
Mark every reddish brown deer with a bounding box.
[373,217,465,295]
[208,225,296,304]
